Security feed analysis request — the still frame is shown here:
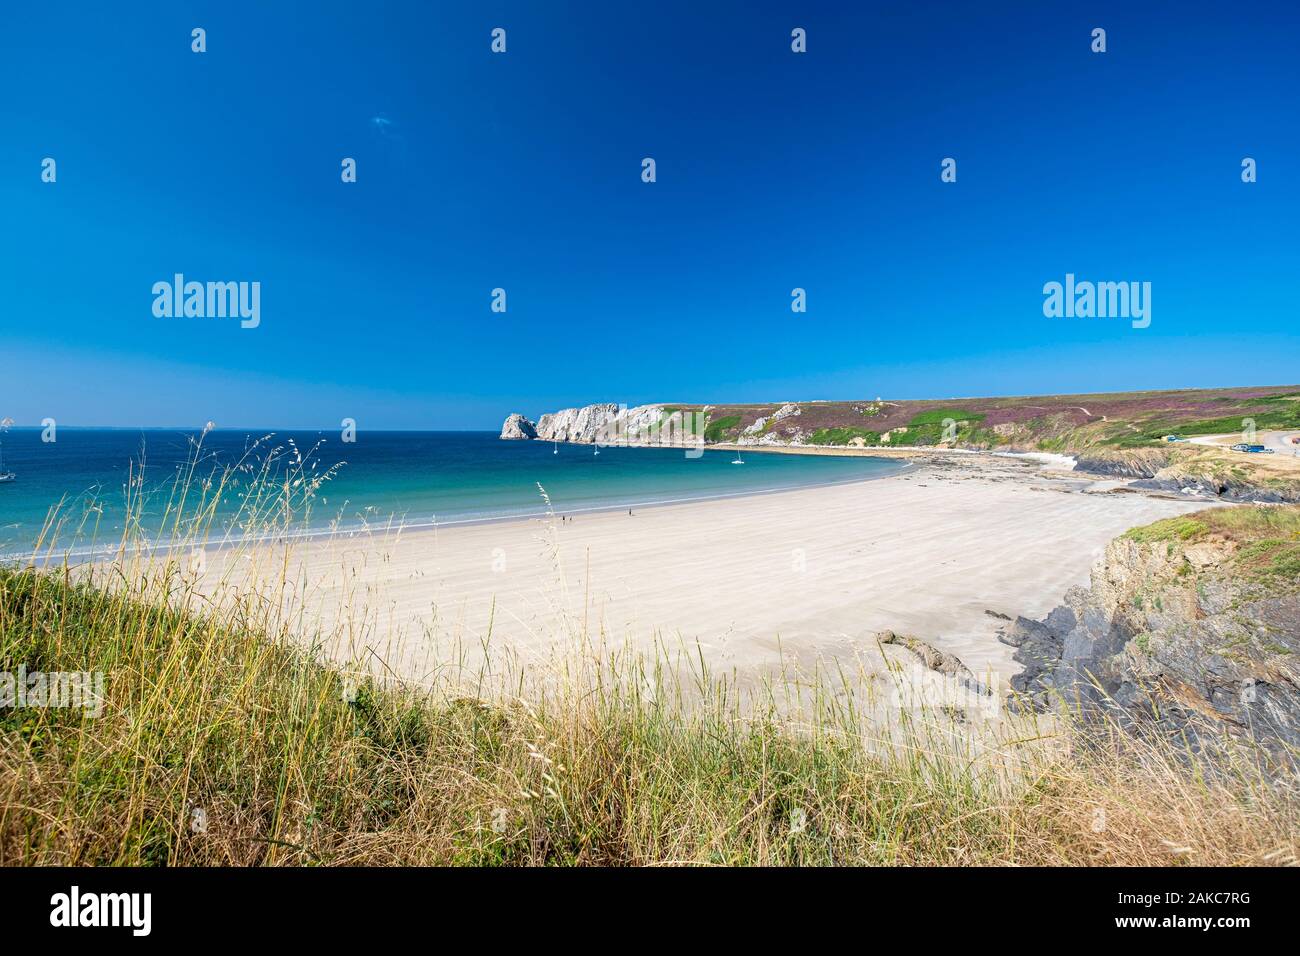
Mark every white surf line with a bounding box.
[991,450,1078,471]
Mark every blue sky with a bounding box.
[2,1,1297,429]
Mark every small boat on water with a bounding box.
[0,441,14,483]
[732,450,744,465]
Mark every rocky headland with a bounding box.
[1003,506,1300,765]
[499,403,703,445]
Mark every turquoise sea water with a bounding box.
[0,429,905,554]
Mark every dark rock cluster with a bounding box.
[1004,536,1300,764]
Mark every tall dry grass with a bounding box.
[0,434,1296,865]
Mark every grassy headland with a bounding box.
[672,385,1300,501]
[678,385,1300,452]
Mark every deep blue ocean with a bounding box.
[0,428,905,554]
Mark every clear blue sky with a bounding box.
[2,1,1297,429]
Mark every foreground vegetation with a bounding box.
[1,440,1297,866]
[3,560,1297,865]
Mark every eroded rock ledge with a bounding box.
[1003,508,1300,764]
[1074,450,1300,504]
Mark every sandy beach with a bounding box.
[194,452,1211,701]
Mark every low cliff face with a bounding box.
[1006,506,1300,761]
[1074,448,1300,503]
[1072,448,1172,479]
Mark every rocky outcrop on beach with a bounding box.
[1004,507,1300,763]
[499,414,537,440]
[1074,448,1300,503]
[1073,451,1168,479]
[1128,475,1300,504]
[877,630,991,697]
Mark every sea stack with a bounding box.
[499,413,538,440]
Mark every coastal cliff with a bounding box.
[503,403,676,444]
[536,404,620,443]
[1004,506,1300,763]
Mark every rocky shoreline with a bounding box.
[1000,509,1300,766]
[1073,452,1300,503]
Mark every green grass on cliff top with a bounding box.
[908,408,986,427]
[1123,505,1300,584]
[702,414,740,443]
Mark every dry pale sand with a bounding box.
[200,454,1210,700]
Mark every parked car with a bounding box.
[1231,443,1251,451]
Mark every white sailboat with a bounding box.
[553,441,558,455]
[0,418,14,483]
[731,449,744,465]
[593,444,600,456]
